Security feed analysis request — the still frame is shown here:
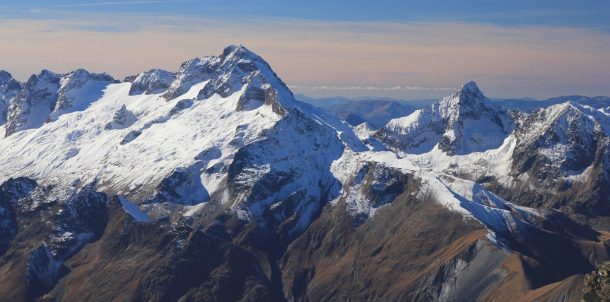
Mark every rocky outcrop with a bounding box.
[0,70,21,125]
[149,165,209,206]
[0,177,283,301]
[104,104,137,130]
[582,261,610,302]
[49,69,115,121]
[128,69,175,95]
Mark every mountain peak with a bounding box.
[161,45,273,100]
[451,80,485,105]
[461,80,480,93]
[437,80,489,120]
[159,45,294,115]
[0,70,14,83]
[219,44,271,72]
[38,69,60,78]
[537,100,587,124]
[221,44,257,60]
[378,81,514,155]
[129,69,175,95]
[0,70,20,94]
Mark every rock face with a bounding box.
[487,102,610,224]
[582,261,610,302]
[0,177,283,301]
[0,178,108,300]
[5,70,61,136]
[128,69,175,95]
[103,105,136,130]
[0,70,21,126]
[0,46,609,301]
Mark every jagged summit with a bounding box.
[128,69,175,95]
[123,45,292,110]
[4,68,115,136]
[221,44,263,62]
[0,70,20,91]
[437,81,489,119]
[155,44,295,114]
[460,80,483,97]
[513,99,607,175]
[376,81,514,155]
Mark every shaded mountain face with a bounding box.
[0,46,609,301]
[0,71,22,127]
[0,177,283,301]
[127,69,176,95]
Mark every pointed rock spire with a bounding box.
[0,70,21,126]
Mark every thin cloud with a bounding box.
[51,0,191,8]
[289,85,454,91]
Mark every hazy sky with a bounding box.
[1,1,609,100]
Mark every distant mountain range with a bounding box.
[0,45,609,301]
[297,94,610,129]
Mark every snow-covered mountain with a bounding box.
[496,95,610,112]
[375,81,514,155]
[0,45,608,301]
[0,45,366,241]
[4,69,115,136]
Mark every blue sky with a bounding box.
[1,0,609,99]
[4,0,609,27]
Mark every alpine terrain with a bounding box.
[0,45,609,302]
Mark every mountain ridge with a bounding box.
[0,45,608,301]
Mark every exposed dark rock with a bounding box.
[5,70,61,136]
[104,104,137,130]
[150,165,209,206]
[128,69,175,95]
[0,70,22,125]
[168,98,194,116]
[120,129,142,145]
